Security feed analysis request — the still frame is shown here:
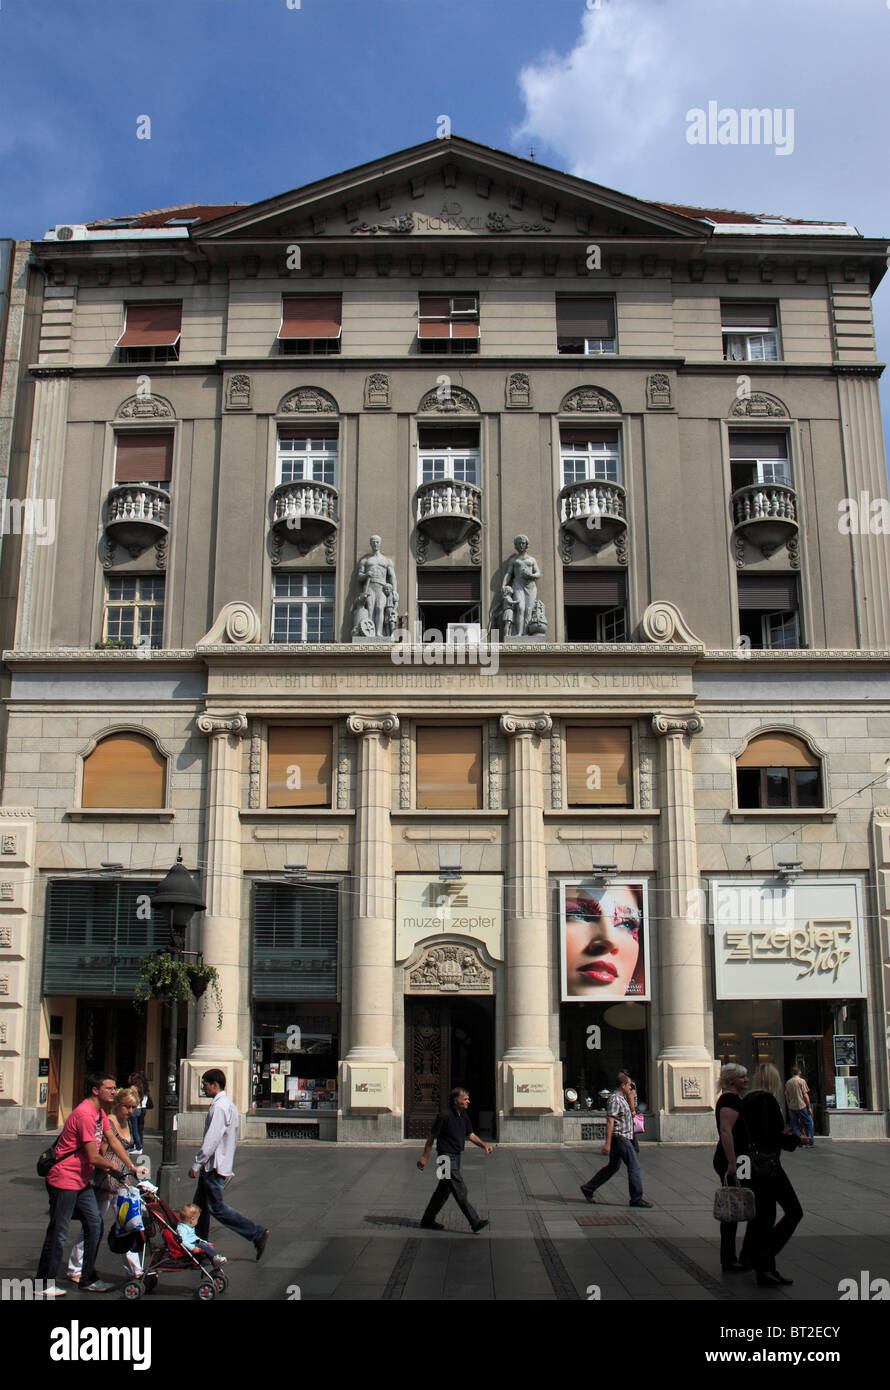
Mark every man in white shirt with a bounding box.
[187,1069,269,1259]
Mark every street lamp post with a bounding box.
[152,850,206,1205]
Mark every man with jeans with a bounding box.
[580,1075,653,1208]
[36,1072,142,1296]
[188,1069,269,1259]
[785,1067,815,1148]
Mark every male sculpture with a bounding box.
[353,535,399,637]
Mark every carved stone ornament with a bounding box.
[197,713,249,739]
[346,713,400,739]
[101,537,116,570]
[352,537,400,638]
[0,882,13,901]
[278,386,338,415]
[486,212,550,234]
[495,535,548,637]
[560,531,575,564]
[248,723,261,809]
[614,530,629,567]
[734,536,746,569]
[549,719,562,808]
[408,941,493,993]
[488,719,500,810]
[681,1074,703,1100]
[560,385,622,414]
[115,393,174,420]
[0,1023,7,1044]
[416,385,480,414]
[155,535,167,571]
[336,724,349,810]
[323,533,337,567]
[728,392,789,418]
[505,372,532,409]
[225,373,252,410]
[646,373,672,409]
[651,713,703,738]
[787,534,801,570]
[0,975,8,996]
[364,373,391,409]
[500,714,553,738]
[1,836,17,857]
[399,725,411,809]
[0,926,11,949]
[351,214,415,235]
[197,601,261,647]
[641,601,703,646]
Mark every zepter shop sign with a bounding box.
[711,878,866,1000]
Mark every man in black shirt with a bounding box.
[418,1087,492,1232]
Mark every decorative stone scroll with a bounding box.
[407,942,493,994]
[416,385,480,414]
[364,373,391,409]
[560,385,622,414]
[278,386,338,415]
[728,391,789,418]
[197,601,261,647]
[346,713,400,739]
[115,393,174,420]
[641,601,703,646]
[197,713,249,739]
[651,713,703,738]
[499,714,553,738]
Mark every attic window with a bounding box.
[556,297,616,355]
[116,302,181,363]
[418,294,480,354]
[165,217,201,226]
[279,296,342,355]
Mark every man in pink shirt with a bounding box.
[35,1072,141,1296]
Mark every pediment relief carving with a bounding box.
[728,391,789,418]
[115,393,174,420]
[417,385,480,414]
[277,386,339,415]
[560,385,622,415]
[406,940,494,994]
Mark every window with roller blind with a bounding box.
[417,425,480,487]
[114,432,173,491]
[556,296,616,355]
[565,726,633,807]
[735,731,822,809]
[267,726,333,808]
[563,570,626,642]
[278,295,342,355]
[560,427,621,486]
[276,427,338,486]
[729,431,791,490]
[417,294,479,354]
[721,301,780,361]
[416,726,483,809]
[417,570,480,634]
[737,574,801,650]
[81,731,167,808]
[116,302,181,363]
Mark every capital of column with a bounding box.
[197,712,249,739]
[346,712,400,739]
[651,712,703,739]
[499,713,552,738]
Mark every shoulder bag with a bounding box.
[713,1177,756,1223]
[36,1135,66,1178]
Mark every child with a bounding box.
[177,1204,227,1264]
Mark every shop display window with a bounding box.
[251,1003,339,1112]
[559,1000,648,1112]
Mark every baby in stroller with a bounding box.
[116,1182,229,1301]
[176,1204,227,1265]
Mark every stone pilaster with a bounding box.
[651,712,714,1133]
[185,713,249,1110]
[498,714,560,1123]
[340,713,401,1134]
[837,373,890,647]
[15,372,71,649]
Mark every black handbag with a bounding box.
[749,1146,781,1181]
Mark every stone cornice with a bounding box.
[196,712,249,738]
[652,712,703,737]
[346,712,400,738]
[500,713,553,737]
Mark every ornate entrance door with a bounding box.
[404,997,495,1139]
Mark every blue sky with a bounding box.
[2,0,890,414]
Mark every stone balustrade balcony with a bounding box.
[415,478,482,554]
[271,479,339,546]
[104,483,170,554]
[558,478,627,548]
[730,482,798,554]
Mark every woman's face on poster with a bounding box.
[564,886,642,998]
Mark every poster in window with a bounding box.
[560,880,650,1002]
[833,1035,857,1067]
[835,1075,860,1109]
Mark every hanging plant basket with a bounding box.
[134,955,224,1030]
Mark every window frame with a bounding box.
[721,301,780,362]
[564,723,635,809]
[116,301,182,364]
[415,724,485,811]
[265,724,335,809]
[728,431,792,490]
[276,432,339,488]
[560,432,622,488]
[271,571,336,644]
[103,574,165,649]
[79,729,169,811]
[556,295,617,356]
[734,731,824,810]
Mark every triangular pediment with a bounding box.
[193,138,709,244]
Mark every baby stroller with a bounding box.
[109,1181,229,1301]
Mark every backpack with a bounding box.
[36,1134,66,1177]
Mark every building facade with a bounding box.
[2,138,889,1143]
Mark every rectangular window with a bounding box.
[416,725,482,809]
[272,573,335,643]
[418,293,480,354]
[116,302,181,363]
[278,296,342,355]
[556,296,616,355]
[737,574,800,650]
[267,726,333,808]
[277,427,338,486]
[416,570,480,636]
[563,570,627,642]
[114,432,173,490]
[104,575,165,648]
[252,884,338,1000]
[729,432,791,489]
[417,425,480,487]
[721,301,779,361]
[565,726,633,807]
[560,428,621,486]
[44,879,173,997]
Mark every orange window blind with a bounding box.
[82,733,166,808]
[566,726,632,806]
[416,726,482,810]
[267,726,333,808]
[736,733,819,769]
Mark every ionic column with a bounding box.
[190,714,248,1086]
[499,714,555,1071]
[345,713,399,1064]
[651,713,712,1113]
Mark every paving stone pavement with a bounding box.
[2,1136,889,1303]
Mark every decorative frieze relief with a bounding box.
[417,385,480,414]
[336,722,349,810]
[278,386,338,415]
[197,713,249,739]
[115,393,174,420]
[614,531,628,567]
[155,535,167,571]
[407,941,493,994]
[488,720,500,810]
[787,534,801,570]
[728,391,788,418]
[560,385,622,414]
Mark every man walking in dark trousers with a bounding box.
[418,1087,492,1232]
[580,1074,653,1208]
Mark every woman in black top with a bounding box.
[742,1062,803,1287]
[713,1063,752,1271]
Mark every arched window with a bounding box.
[82,732,167,808]
[736,732,822,809]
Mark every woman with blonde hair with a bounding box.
[741,1062,803,1287]
[67,1085,144,1284]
